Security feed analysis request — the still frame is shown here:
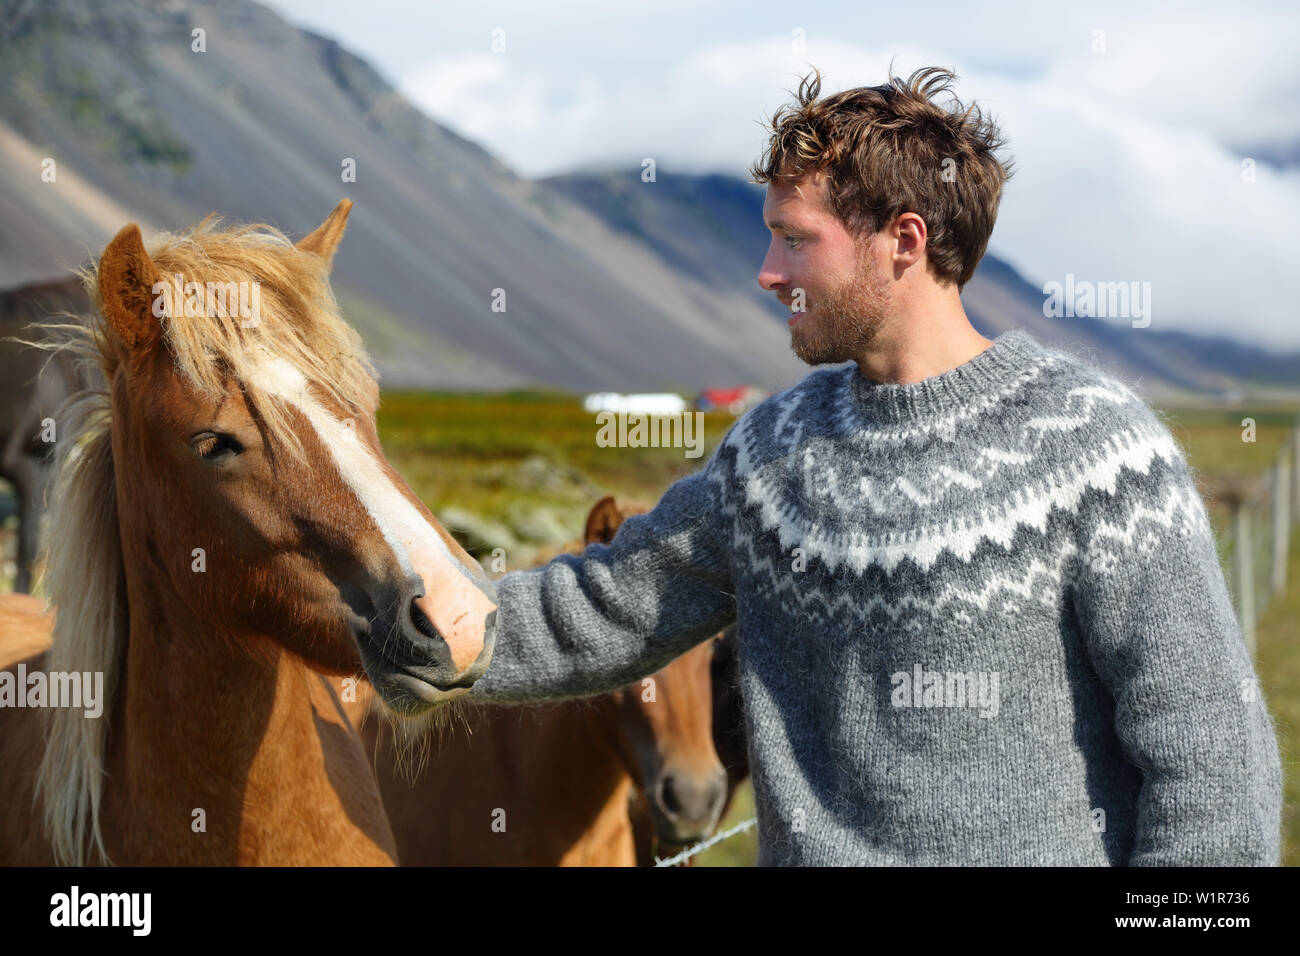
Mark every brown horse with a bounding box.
[360,495,728,865]
[631,621,749,865]
[0,276,90,592]
[0,200,497,865]
[582,500,752,863]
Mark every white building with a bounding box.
[582,392,687,415]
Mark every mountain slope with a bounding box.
[545,170,1300,403]
[0,0,804,391]
[2,0,1294,400]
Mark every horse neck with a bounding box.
[531,697,638,866]
[100,572,395,865]
[497,695,633,798]
[568,694,641,786]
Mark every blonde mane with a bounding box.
[32,216,378,864]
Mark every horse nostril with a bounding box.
[408,597,438,640]
[659,775,683,816]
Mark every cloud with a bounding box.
[972,68,1300,349]
[1037,10,1300,152]
[398,20,1300,348]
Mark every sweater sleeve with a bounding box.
[1069,409,1283,866]
[468,443,738,703]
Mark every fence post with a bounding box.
[1292,422,1300,520]
[1275,453,1291,594]
[1234,502,1256,659]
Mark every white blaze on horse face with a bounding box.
[244,356,495,674]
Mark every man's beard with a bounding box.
[789,262,890,366]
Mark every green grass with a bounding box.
[377,395,1298,867]
[1165,408,1293,520]
[1163,408,1298,865]
[2,392,1295,865]
[1166,405,1294,475]
[376,390,734,566]
[694,783,759,866]
[1253,524,1300,865]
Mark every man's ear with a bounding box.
[98,223,163,350]
[296,199,353,266]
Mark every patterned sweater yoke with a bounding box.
[470,329,1283,866]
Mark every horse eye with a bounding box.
[192,432,244,461]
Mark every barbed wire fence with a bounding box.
[653,816,758,867]
[1216,417,1299,659]
[658,416,1300,868]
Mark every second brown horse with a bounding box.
[362,496,738,865]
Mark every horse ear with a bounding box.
[296,199,352,265]
[98,224,163,350]
[584,495,624,545]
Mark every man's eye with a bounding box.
[784,236,803,248]
[192,432,244,460]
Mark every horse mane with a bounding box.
[31,215,380,864]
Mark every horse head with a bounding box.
[583,495,727,844]
[93,200,496,716]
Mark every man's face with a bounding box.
[758,172,891,365]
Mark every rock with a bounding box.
[436,506,518,556]
[505,502,578,546]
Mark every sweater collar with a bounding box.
[847,329,1045,425]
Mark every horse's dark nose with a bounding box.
[656,769,727,841]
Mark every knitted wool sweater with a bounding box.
[469,329,1283,866]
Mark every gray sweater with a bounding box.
[469,329,1284,865]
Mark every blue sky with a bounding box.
[265,0,1300,349]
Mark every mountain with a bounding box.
[544,171,1300,404]
[0,0,804,391]
[1,0,1295,401]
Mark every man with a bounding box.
[468,66,1283,865]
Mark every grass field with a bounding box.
[1255,527,1300,865]
[371,392,1300,867]
[0,391,1295,866]
[376,390,737,567]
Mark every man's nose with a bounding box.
[757,246,786,292]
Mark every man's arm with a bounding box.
[1070,412,1283,865]
[469,445,737,703]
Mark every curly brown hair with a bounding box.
[750,65,1014,290]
